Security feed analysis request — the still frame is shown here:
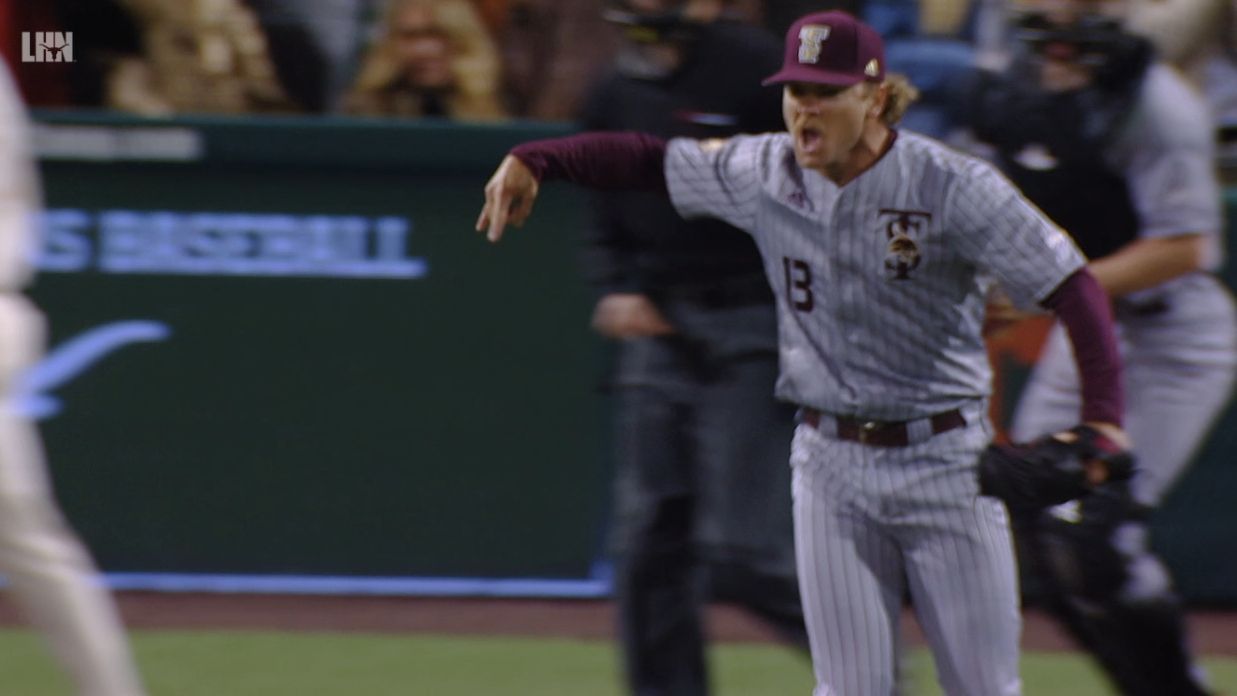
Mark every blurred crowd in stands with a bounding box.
[0,0,1234,141]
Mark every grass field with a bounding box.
[1,630,1234,695]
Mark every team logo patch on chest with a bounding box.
[878,209,931,280]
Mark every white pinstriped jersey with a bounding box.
[665,130,1086,420]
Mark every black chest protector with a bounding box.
[966,41,1153,260]
[998,133,1138,261]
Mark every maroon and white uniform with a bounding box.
[498,11,1122,696]
[663,129,1086,696]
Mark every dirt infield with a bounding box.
[0,592,1233,655]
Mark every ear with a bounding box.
[867,83,888,118]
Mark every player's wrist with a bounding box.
[1080,421,1129,451]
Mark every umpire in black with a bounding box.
[578,1,808,694]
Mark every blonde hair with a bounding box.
[878,73,920,126]
[346,0,506,120]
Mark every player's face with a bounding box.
[1020,0,1126,90]
[782,81,874,175]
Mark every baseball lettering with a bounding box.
[41,209,92,272]
[39,209,427,279]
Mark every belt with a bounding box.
[801,408,967,447]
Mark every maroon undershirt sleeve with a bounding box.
[1040,268,1124,426]
[510,132,668,193]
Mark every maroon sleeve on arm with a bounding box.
[1040,269,1124,425]
[511,132,668,193]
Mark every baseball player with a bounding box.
[966,1,1237,693]
[476,10,1130,696]
[0,60,147,696]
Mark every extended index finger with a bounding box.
[474,204,490,235]
[485,183,511,243]
[474,171,509,241]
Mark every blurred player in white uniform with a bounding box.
[966,0,1237,692]
[475,10,1131,695]
[0,59,147,696]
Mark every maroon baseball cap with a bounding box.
[762,11,886,87]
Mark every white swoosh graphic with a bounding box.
[12,320,172,419]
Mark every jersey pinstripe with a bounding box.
[665,131,1086,419]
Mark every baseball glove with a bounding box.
[978,424,1134,514]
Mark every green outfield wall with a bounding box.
[27,113,1237,602]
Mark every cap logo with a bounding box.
[797,25,831,64]
[864,58,880,77]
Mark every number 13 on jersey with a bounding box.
[783,256,814,312]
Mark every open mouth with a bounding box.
[798,127,823,155]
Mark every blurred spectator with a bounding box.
[1125,0,1237,129]
[53,0,145,109]
[497,0,617,120]
[723,0,762,24]
[866,0,979,137]
[496,0,769,121]
[108,0,295,115]
[472,0,509,35]
[919,0,976,32]
[247,0,367,113]
[760,1,862,35]
[345,0,506,120]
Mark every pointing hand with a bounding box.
[475,155,540,243]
